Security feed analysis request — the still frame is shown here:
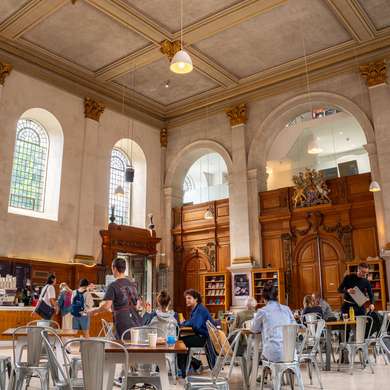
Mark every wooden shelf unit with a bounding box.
[251,268,285,306]
[200,271,231,316]
[346,258,387,311]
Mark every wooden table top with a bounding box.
[105,340,187,353]
[2,328,79,337]
[325,320,356,327]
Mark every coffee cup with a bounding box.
[148,333,157,348]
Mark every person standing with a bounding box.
[33,274,57,320]
[58,282,73,329]
[71,279,94,337]
[90,257,141,339]
[338,262,374,316]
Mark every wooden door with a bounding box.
[294,235,344,310]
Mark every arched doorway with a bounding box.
[294,234,345,308]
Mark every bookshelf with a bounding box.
[346,258,387,311]
[200,271,231,316]
[251,268,285,306]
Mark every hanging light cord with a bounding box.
[300,25,314,117]
[180,0,183,49]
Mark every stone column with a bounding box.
[225,104,254,308]
[74,98,105,262]
[0,62,13,103]
[162,186,182,296]
[360,60,390,295]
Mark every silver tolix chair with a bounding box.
[0,356,11,390]
[260,324,304,390]
[337,315,374,375]
[368,311,390,364]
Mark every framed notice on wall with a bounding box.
[232,273,250,306]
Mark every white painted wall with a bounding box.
[0,70,161,263]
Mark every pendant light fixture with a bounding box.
[369,181,381,192]
[307,135,323,154]
[170,0,193,74]
[204,106,214,220]
[126,65,136,183]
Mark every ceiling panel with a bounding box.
[114,58,218,105]
[21,1,150,71]
[0,0,28,24]
[194,0,351,78]
[357,0,390,30]
[123,0,242,33]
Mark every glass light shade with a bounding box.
[204,208,214,220]
[170,50,193,74]
[307,136,323,154]
[369,180,381,192]
[114,185,124,196]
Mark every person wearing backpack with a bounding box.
[72,279,94,337]
[58,282,73,329]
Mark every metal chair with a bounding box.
[298,319,325,389]
[379,335,390,360]
[337,315,374,375]
[260,324,305,390]
[368,311,390,364]
[27,319,60,329]
[41,328,84,389]
[207,321,248,389]
[64,338,128,390]
[98,319,114,340]
[184,328,242,389]
[11,325,50,390]
[0,356,11,390]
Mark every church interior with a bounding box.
[1,0,390,389]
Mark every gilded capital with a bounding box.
[359,59,387,87]
[160,40,181,61]
[0,62,13,85]
[225,103,247,126]
[160,128,168,148]
[84,97,105,122]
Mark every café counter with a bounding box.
[0,306,112,339]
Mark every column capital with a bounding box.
[160,128,168,148]
[84,97,105,121]
[225,103,247,127]
[359,59,387,87]
[0,62,13,85]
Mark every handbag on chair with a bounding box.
[34,285,55,320]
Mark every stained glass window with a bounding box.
[9,119,49,212]
[109,148,131,225]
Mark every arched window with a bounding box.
[266,107,370,190]
[9,119,49,212]
[183,153,229,204]
[109,148,131,225]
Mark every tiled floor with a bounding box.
[2,346,389,389]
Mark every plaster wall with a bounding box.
[0,70,161,263]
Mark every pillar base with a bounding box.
[228,258,254,309]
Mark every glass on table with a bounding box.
[342,313,348,322]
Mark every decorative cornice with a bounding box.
[160,40,181,62]
[160,128,168,148]
[225,103,247,126]
[84,97,105,122]
[359,59,387,87]
[0,62,13,85]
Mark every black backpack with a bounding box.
[71,290,85,318]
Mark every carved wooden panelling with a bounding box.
[352,227,378,260]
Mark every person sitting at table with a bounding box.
[312,292,335,321]
[178,289,215,377]
[251,281,296,362]
[90,257,142,339]
[338,261,375,316]
[302,294,324,320]
[232,296,257,330]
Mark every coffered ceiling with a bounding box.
[0,0,390,128]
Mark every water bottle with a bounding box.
[349,306,355,321]
[166,318,177,347]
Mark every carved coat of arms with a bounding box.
[292,168,331,208]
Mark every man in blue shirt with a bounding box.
[178,289,215,377]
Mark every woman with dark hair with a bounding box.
[34,274,57,319]
[178,289,215,377]
[251,281,295,362]
[90,257,141,339]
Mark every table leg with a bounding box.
[249,334,261,390]
[325,329,331,371]
[103,357,117,390]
